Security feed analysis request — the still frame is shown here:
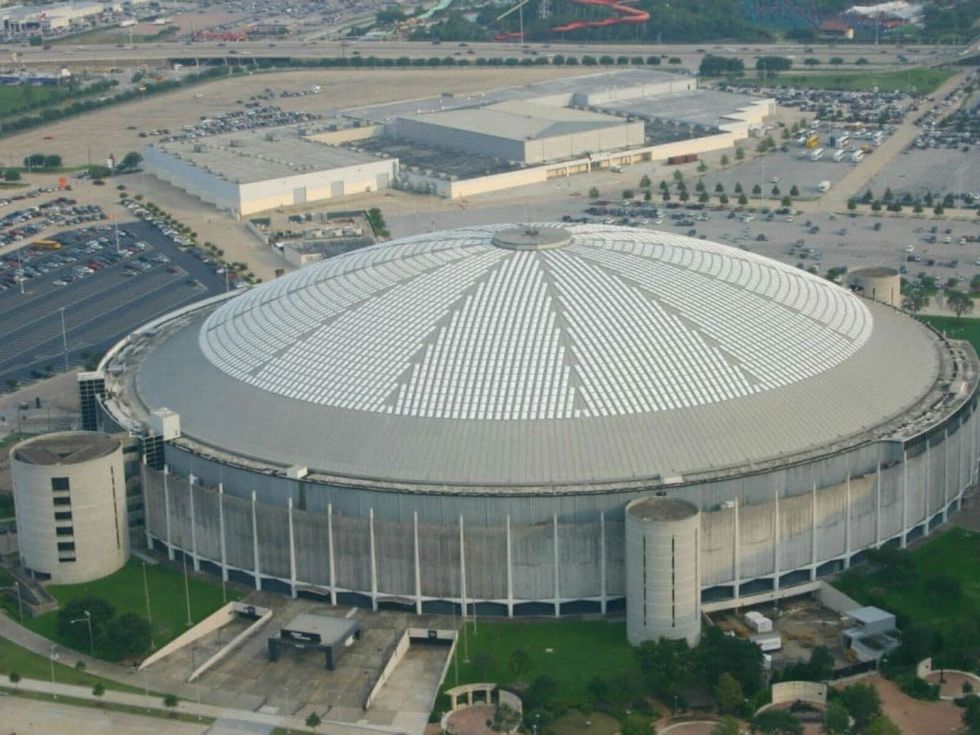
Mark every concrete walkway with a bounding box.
[2,675,403,735]
[0,614,405,734]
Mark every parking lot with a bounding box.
[0,220,228,386]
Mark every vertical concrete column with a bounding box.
[902,449,909,548]
[218,483,228,583]
[922,439,932,536]
[251,490,261,591]
[287,497,297,599]
[957,418,965,495]
[505,514,514,618]
[599,511,607,615]
[413,511,422,616]
[844,473,852,569]
[733,498,741,597]
[163,465,174,561]
[458,515,467,619]
[810,482,818,579]
[773,489,781,588]
[552,513,561,617]
[188,473,199,572]
[875,464,882,548]
[327,503,337,606]
[944,428,950,522]
[369,508,378,612]
[141,459,152,551]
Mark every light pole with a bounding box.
[182,550,192,627]
[59,306,69,371]
[283,685,291,733]
[49,645,58,700]
[142,562,155,648]
[71,610,94,656]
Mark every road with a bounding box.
[12,38,966,70]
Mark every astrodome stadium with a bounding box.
[94,224,979,639]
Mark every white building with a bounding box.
[144,135,397,218]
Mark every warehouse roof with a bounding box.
[601,89,771,128]
[128,224,943,489]
[151,135,387,184]
[398,101,630,141]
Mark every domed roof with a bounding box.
[199,224,872,421]
[135,224,939,489]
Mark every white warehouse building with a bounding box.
[144,135,397,218]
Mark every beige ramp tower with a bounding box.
[625,497,701,647]
[11,432,128,584]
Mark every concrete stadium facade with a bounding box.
[96,225,980,621]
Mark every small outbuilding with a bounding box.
[268,614,362,670]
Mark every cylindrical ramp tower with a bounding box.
[846,267,901,308]
[625,497,701,647]
[11,431,129,585]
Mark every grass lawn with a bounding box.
[921,315,980,353]
[0,492,13,519]
[762,68,954,93]
[446,619,638,706]
[833,527,980,635]
[0,636,141,692]
[24,558,241,659]
[552,710,621,735]
[0,85,63,118]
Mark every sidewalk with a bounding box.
[0,614,405,735]
[2,675,403,735]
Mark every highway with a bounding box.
[12,38,967,70]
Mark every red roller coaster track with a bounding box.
[551,0,649,32]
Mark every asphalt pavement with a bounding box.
[0,220,229,385]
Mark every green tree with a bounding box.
[946,290,974,320]
[781,196,792,207]
[715,182,725,193]
[790,185,800,197]
[120,151,143,171]
[734,182,743,194]
[163,693,179,717]
[92,682,106,705]
[735,147,745,161]
[586,675,608,708]
[829,57,845,65]
[804,57,820,66]
[771,185,780,196]
[847,200,857,211]
[698,160,708,173]
[589,187,600,199]
[306,712,322,728]
[43,154,62,169]
[673,169,684,183]
[3,168,20,182]
[839,683,881,729]
[637,637,694,699]
[524,675,558,711]
[752,184,762,195]
[751,709,802,735]
[508,648,532,684]
[639,174,652,189]
[721,154,730,167]
[737,194,747,205]
[823,699,850,735]
[103,612,151,660]
[57,596,115,650]
[716,672,744,715]
[8,671,21,687]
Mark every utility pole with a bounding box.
[142,562,155,648]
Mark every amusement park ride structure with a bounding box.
[495,0,650,41]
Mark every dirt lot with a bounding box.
[851,674,966,734]
[0,67,586,167]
